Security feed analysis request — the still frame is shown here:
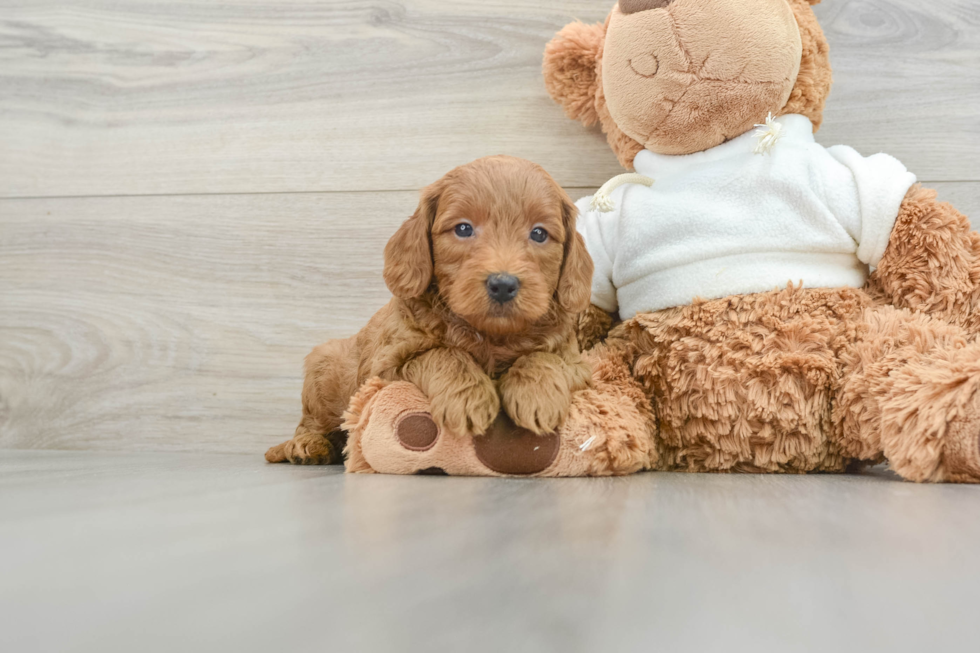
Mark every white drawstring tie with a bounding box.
[589,173,655,213]
[753,112,784,155]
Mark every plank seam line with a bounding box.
[1,181,977,202]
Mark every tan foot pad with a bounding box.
[944,409,980,484]
[341,378,652,477]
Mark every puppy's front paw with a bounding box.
[429,375,500,437]
[499,356,572,435]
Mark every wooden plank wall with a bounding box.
[2,0,978,454]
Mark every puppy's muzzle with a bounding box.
[486,274,521,304]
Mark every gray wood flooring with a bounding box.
[2,451,979,653]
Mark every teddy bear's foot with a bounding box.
[342,380,568,476]
[874,351,980,483]
[341,377,650,476]
[394,410,562,476]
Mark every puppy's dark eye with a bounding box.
[530,227,549,243]
[454,223,474,238]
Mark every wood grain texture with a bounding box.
[0,0,977,199]
[0,191,406,453]
[1,183,978,454]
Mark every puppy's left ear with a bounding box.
[557,197,594,313]
[384,180,442,299]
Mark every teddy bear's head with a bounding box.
[544,0,831,167]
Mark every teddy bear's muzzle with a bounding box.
[620,0,675,14]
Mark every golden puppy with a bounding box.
[266,156,594,465]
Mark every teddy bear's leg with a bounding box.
[264,417,347,466]
[835,304,980,483]
[627,287,874,475]
[868,185,980,336]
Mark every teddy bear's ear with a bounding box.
[543,21,606,127]
[782,0,833,130]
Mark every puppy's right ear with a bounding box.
[543,21,606,127]
[384,181,442,300]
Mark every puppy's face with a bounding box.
[384,156,593,336]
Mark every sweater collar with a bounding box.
[632,114,816,177]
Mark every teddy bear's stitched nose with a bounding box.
[620,0,675,14]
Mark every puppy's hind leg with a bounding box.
[265,417,347,466]
[265,338,360,465]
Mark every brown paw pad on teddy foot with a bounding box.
[395,413,440,452]
[394,410,560,476]
[941,412,980,484]
[475,413,561,476]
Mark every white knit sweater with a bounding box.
[576,114,917,319]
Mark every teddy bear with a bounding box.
[537,0,980,483]
[344,0,980,482]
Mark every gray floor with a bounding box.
[2,451,978,653]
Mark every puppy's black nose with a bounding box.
[486,274,520,304]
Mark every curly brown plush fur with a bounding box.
[623,284,980,482]
[266,156,594,465]
[868,184,980,337]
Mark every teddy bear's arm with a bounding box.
[577,304,618,351]
[868,184,980,336]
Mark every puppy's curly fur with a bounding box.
[266,156,595,465]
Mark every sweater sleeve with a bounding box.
[826,145,917,268]
[575,194,620,313]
